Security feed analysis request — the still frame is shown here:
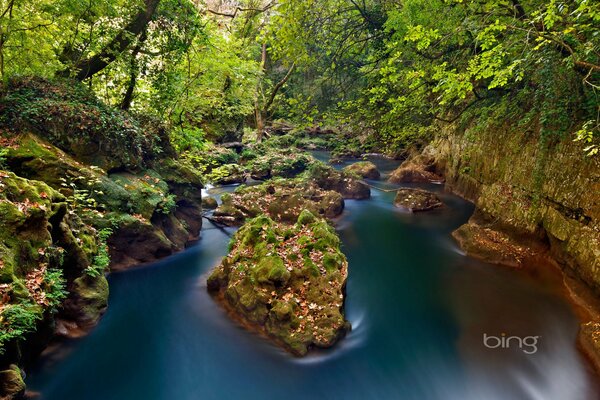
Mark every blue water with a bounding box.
[26,160,598,400]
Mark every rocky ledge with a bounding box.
[207,211,350,356]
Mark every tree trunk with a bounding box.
[120,29,148,110]
[255,42,267,142]
[59,0,161,81]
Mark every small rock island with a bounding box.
[207,211,350,356]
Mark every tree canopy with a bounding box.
[0,0,598,154]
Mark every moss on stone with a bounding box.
[0,365,25,398]
[207,211,350,356]
[343,161,380,180]
[213,178,344,226]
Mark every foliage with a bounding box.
[0,77,173,168]
[0,147,7,168]
[0,303,42,355]
[86,228,113,277]
[157,194,177,215]
[43,268,68,313]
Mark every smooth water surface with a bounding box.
[27,158,598,400]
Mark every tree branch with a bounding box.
[58,0,161,81]
[264,62,296,112]
[206,1,275,19]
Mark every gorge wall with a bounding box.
[427,121,599,291]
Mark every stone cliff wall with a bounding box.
[428,121,599,291]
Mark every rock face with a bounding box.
[343,161,380,180]
[393,188,443,212]
[3,133,204,272]
[207,212,350,356]
[212,179,344,226]
[0,365,25,399]
[0,171,107,373]
[425,122,600,291]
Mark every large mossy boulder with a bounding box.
[307,163,370,199]
[207,212,350,356]
[212,179,344,226]
[343,161,380,180]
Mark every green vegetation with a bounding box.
[87,228,114,278]
[1,1,596,157]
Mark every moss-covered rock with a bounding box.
[307,162,370,199]
[62,275,109,329]
[452,221,542,268]
[207,212,350,356]
[388,162,444,184]
[343,161,380,180]
[202,197,218,209]
[247,151,314,180]
[393,188,443,212]
[0,365,25,399]
[212,179,344,226]
[0,79,205,396]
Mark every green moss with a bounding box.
[323,252,344,272]
[70,275,109,324]
[255,256,289,284]
[207,213,349,356]
[0,365,25,398]
[297,210,316,225]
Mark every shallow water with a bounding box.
[27,158,598,400]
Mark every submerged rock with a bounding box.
[394,188,443,212]
[212,179,344,226]
[207,212,350,356]
[343,161,380,180]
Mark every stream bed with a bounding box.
[26,156,598,400]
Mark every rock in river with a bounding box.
[212,178,344,226]
[343,161,380,180]
[207,211,350,356]
[394,188,443,212]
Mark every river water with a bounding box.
[27,155,598,399]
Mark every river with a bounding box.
[26,155,598,399]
